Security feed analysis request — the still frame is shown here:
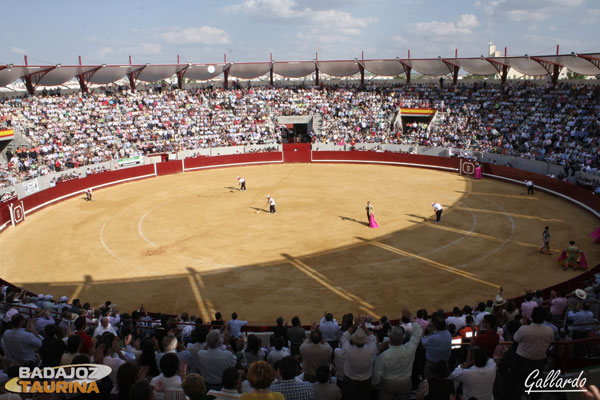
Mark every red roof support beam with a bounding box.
[223,54,229,89]
[77,56,89,93]
[578,54,600,70]
[452,49,459,85]
[359,62,364,87]
[406,50,411,84]
[23,55,34,95]
[552,45,560,85]
[502,47,508,84]
[22,55,58,95]
[128,56,136,91]
[176,55,184,90]
[315,52,319,86]
[270,54,274,87]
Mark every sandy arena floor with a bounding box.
[1,163,598,325]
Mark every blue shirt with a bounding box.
[1,328,42,364]
[228,319,248,339]
[421,330,452,362]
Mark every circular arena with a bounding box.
[1,157,598,325]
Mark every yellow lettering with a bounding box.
[17,380,30,392]
[87,381,100,394]
[30,381,43,393]
[55,381,68,393]
[43,381,55,393]
[73,381,86,393]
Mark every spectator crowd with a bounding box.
[1,278,599,399]
[0,82,599,193]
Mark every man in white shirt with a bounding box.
[373,309,423,400]
[341,318,378,400]
[512,307,554,397]
[446,307,466,331]
[319,313,341,348]
[151,353,183,400]
[431,202,443,223]
[93,317,118,338]
[525,180,534,195]
[228,313,248,339]
[449,347,496,400]
[267,195,276,214]
[237,176,246,191]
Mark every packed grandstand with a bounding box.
[1,59,600,399]
[1,82,599,195]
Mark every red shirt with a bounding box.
[472,330,499,358]
[76,331,94,355]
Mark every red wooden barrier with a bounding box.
[311,151,461,170]
[21,164,155,214]
[183,152,283,170]
[155,160,183,176]
[283,143,311,163]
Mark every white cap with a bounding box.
[44,294,53,301]
[37,294,45,299]
[59,296,68,302]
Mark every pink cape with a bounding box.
[557,250,588,270]
[474,166,483,179]
[369,214,379,228]
[590,226,600,244]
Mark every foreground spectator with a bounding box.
[373,309,423,400]
[199,330,237,391]
[182,373,214,400]
[449,347,496,400]
[271,356,315,399]
[512,306,554,396]
[421,317,451,379]
[300,329,332,383]
[150,352,183,400]
[207,366,243,399]
[241,361,284,400]
[415,360,455,400]
[341,318,378,400]
[1,313,42,364]
[313,365,341,400]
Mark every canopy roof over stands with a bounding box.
[1,51,599,92]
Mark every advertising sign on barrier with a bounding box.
[9,201,25,226]
[118,156,143,168]
[23,179,39,196]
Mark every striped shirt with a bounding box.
[270,379,316,400]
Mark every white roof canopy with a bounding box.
[2,51,598,91]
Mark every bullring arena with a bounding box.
[1,149,598,325]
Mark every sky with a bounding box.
[1,0,599,66]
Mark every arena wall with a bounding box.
[2,150,599,228]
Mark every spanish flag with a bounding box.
[0,129,14,141]
[400,108,436,117]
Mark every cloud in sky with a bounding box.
[225,0,377,57]
[160,26,231,45]
[478,0,584,21]
[408,14,480,37]
[582,8,600,25]
[11,47,27,55]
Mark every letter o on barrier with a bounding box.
[461,161,475,175]
[13,204,24,223]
